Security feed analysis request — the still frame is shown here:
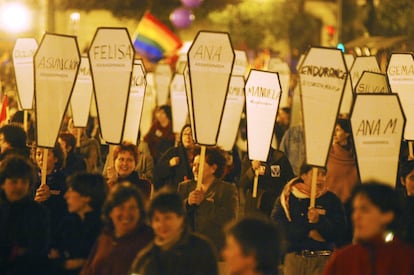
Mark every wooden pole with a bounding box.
[23,110,28,132]
[196,145,206,190]
[310,167,318,208]
[252,169,259,198]
[76,128,81,148]
[41,148,48,186]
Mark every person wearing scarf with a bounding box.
[271,164,346,275]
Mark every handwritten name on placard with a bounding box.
[300,66,346,79]
[37,57,79,70]
[356,118,398,137]
[92,44,133,60]
[131,74,145,88]
[356,84,386,93]
[388,65,414,76]
[14,49,36,60]
[246,86,279,100]
[193,45,222,62]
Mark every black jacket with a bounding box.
[0,190,50,275]
[131,230,218,275]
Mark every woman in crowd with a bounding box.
[0,155,50,275]
[106,141,152,200]
[323,182,414,275]
[144,105,175,164]
[178,146,238,254]
[32,144,68,239]
[50,173,108,275]
[326,118,359,203]
[222,217,281,275]
[398,160,414,244]
[80,182,153,275]
[130,190,218,275]
[154,124,196,190]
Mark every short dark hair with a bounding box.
[59,132,77,152]
[0,123,27,150]
[113,141,138,164]
[102,182,146,229]
[66,172,108,210]
[0,155,36,186]
[195,146,227,178]
[148,190,185,219]
[157,105,172,121]
[351,181,402,232]
[399,160,414,179]
[225,217,280,274]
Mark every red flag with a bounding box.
[0,95,9,125]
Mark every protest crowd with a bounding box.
[1,26,414,275]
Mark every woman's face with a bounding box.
[192,155,216,182]
[401,170,414,196]
[151,210,184,242]
[352,193,394,241]
[114,150,136,178]
[333,124,350,145]
[181,127,194,149]
[35,148,57,173]
[109,197,140,237]
[222,234,256,275]
[65,187,91,214]
[156,109,169,126]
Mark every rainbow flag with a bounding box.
[133,12,183,62]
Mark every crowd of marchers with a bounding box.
[0,102,414,275]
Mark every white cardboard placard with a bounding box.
[217,76,245,151]
[34,33,80,148]
[70,56,93,127]
[140,72,156,137]
[187,31,235,145]
[339,54,355,115]
[154,63,172,106]
[268,57,290,108]
[170,74,188,133]
[232,50,248,77]
[350,56,380,90]
[299,47,347,167]
[246,70,281,161]
[355,71,390,94]
[88,27,134,144]
[183,66,195,141]
[123,63,146,145]
[351,94,405,186]
[387,53,414,140]
[13,38,38,110]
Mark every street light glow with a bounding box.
[0,2,31,33]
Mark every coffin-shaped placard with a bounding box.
[349,56,380,90]
[232,50,248,77]
[183,66,195,141]
[217,76,245,151]
[123,63,146,145]
[170,74,188,133]
[70,56,93,127]
[350,94,405,186]
[34,33,80,148]
[154,63,172,106]
[246,70,281,161]
[355,71,390,94]
[140,72,156,137]
[13,38,38,110]
[387,53,414,140]
[339,53,355,115]
[268,57,290,108]
[299,47,347,167]
[89,27,134,144]
[187,31,235,145]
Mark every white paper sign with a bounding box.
[154,63,172,106]
[140,72,156,137]
[299,47,347,167]
[70,56,93,127]
[246,70,281,161]
[387,53,414,140]
[351,94,405,186]
[34,33,80,148]
[232,50,248,76]
[123,63,146,145]
[89,27,134,144]
[217,76,245,151]
[355,71,390,94]
[188,31,235,145]
[268,57,290,108]
[170,74,188,133]
[183,66,195,141]
[13,38,38,110]
[350,56,380,90]
[339,54,354,115]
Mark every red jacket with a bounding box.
[323,238,414,275]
